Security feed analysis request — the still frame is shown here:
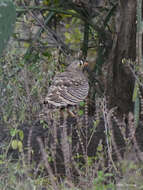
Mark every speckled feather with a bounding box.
[44,60,89,107]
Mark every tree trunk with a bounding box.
[106,0,136,114]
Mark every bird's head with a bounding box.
[67,59,88,72]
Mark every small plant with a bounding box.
[10,128,24,152]
[93,171,115,190]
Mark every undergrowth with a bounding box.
[0,1,143,190]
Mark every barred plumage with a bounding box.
[44,60,89,107]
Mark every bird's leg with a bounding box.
[60,107,71,177]
[60,107,76,126]
[67,106,76,118]
[67,109,76,118]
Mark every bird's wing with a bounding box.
[44,71,89,107]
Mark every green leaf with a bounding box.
[134,95,140,127]
[11,140,18,150]
[97,144,103,152]
[3,115,8,122]
[104,173,114,177]
[42,50,52,57]
[78,109,84,116]
[79,101,85,107]
[10,128,18,137]
[132,81,139,102]
[64,32,71,42]
[17,140,23,152]
[93,120,100,128]
[19,130,24,141]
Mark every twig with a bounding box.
[102,96,119,174]
[107,107,122,162]
[127,63,143,88]
[37,137,58,190]
[24,6,73,55]
[27,126,33,167]
[16,6,80,18]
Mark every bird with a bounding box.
[44,59,89,108]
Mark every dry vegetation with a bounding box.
[0,0,143,189]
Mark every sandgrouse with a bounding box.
[44,60,89,107]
